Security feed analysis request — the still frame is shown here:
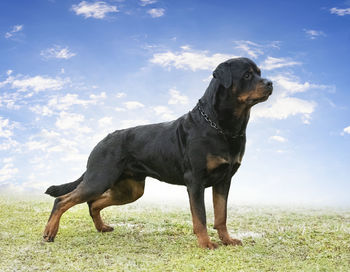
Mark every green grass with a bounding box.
[0,196,349,271]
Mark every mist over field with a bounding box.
[1,196,349,271]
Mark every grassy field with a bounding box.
[0,196,349,272]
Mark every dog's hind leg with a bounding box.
[88,179,145,232]
[87,191,116,233]
[43,167,123,242]
[43,189,85,242]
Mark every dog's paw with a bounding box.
[43,234,55,242]
[99,225,114,232]
[43,224,58,242]
[222,237,242,246]
[199,240,218,250]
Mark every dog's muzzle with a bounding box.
[263,79,273,95]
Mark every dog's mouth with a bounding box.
[256,86,273,102]
[237,83,273,105]
[261,80,273,100]
[261,85,273,100]
[264,88,273,98]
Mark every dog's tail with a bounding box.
[45,173,85,197]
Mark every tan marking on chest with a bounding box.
[206,154,229,171]
[234,153,243,165]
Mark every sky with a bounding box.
[0,0,349,206]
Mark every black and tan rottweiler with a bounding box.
[43,57,272,249]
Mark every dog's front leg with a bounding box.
[213,181,242,246]
[187,185,218,249]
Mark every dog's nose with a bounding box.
[264,79,273,88]
[263,79,273,92]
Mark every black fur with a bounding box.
[43,58,273,248]
[45,174,84,197]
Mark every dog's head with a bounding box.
[213,58,273,107]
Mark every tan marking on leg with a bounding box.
[43,191,82,242]
[89,179,145,232]
[111,179,145,205]
[213,192,242,246]
[89,190,115,232]
[189,198,218,249]
[206,154,229,172]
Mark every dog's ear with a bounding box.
[213,62,232,89]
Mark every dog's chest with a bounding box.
[206,152,242,170]
[205,151,243,186]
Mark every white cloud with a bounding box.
[269,135,287,143]
[251,73,332,124]
[48,93,99,110]
[55,111,91,133]
[26,140,49,152]
[3,157,13,163]
[270,74,331,95]
[72,1,119,19]
[0,75,13,89]
[24,129,86,170]
[260,56,301,70]
[116,92,126,98]
[273,75,311,94]
[0,84,23,109]
[5,24,23,39]
[0,117,15,138]
[89,91,106,100]
[0,118,18,152]
[252,97,316,124]
[0,139,18,151]
[40,129,60,139]
[120,119,150,129]
[30,92,106,116]
[168,88,189,105]
[13,25,23,32]
[234,40,264,59]
[234,40,281,59]
[48,94,87,110]
[147,8,165,18]
[124,101,145,109]
[98,116,113,127]
[304,29,326,40]
[140,0,157,6]
[41,45,76,59]
[25,129,81,155]
[152,106,176,120]
[115,107,126,112]
[343,126,350,135]
[10,75,69,92]
[29,105,53,116]
[330,7,350,16]
[0,160,18,183]
[180,45,191,50]
[150,47,235,71]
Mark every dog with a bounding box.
[43,57,272,249]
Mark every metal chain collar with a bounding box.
[197,102,245,140]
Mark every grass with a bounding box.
[0,196,349,271]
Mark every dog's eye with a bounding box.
[244,72,252,80]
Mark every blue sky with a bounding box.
[0,0,349,206]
